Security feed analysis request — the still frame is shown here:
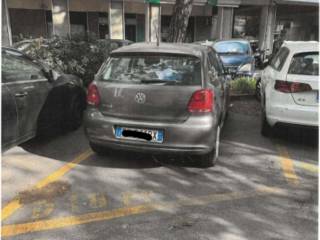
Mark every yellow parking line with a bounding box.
[294,161,318,173]
[2,186,286,237]
[277,145,299,186]
[1,149,93,221]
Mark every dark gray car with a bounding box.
[84,43,229,167]
[2,47,86,152]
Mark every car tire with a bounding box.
[200,125,220,168]
[90,142,109,155]
[63,92,85,132]
[261,110,272,137]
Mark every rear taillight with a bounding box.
[274,80,312,93]
[87,83,100,106]
[290,82,312,93]
[274,80,291,93]
[188,89,214,113]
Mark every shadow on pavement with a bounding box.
[272,125,318,147]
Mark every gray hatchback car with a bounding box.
[84,43,229,167]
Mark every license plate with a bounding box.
[115,126,164,143]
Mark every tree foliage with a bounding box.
[18,34,115,86]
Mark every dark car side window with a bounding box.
[2,53,46,84]
[270,47,289,71]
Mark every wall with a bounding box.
[69,0,108,12]
[7,0,51,9]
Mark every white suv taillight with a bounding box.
[274,80,312,93]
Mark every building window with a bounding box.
[45,11,53,38]
[233,6,261,39]
[70,11,87,36]
[98,12,109,39]
[125,14,137,42]
[9,9,47,41]
[161,16,194,42]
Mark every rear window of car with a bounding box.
[100,54,202,86]
[214,41,250,54]
[288,52,319,76]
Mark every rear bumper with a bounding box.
[267,101,318,127]
[84,108,218,155]
[87,138,212,155]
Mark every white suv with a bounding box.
[260,41,319,136]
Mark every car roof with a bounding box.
[2,47,27,56]
[111,42,209,58]
[282,41,319,53]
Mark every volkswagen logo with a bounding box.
[134,92,146,104]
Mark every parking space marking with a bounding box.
[1,149,93,221]
[32,201,55,220]
[122,191,152,206]
[88,193,108,209]
[293,161,318,173]
[2,186,287,237]
[277,145,299,186]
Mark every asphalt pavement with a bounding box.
[2,99,318,240]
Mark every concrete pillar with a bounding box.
[258,4,277,55]
[2,0,12,46]
[51,0,70,37]
[145,3,160,42]
[109,0,124,40]
[145,4,150,42]
[215,6,234,40]
[211,16,218,40]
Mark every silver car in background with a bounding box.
[84,43,229,167]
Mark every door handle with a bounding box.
[15,92,28,97]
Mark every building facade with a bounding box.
[2,0,319,53]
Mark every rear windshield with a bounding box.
[288,52,319,76]
[99,54,202,85]
[214,41,250,54]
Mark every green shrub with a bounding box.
[231,77,256,94]
[18,34,113,87]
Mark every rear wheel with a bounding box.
[63,93,85,132]
[200,126,220,168]
[90,142,109,155]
